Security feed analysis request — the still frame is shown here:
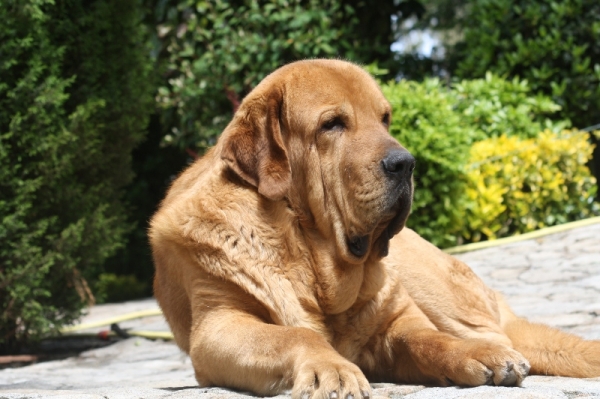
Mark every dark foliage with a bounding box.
[451,0,600,179]
[0,0,154,350]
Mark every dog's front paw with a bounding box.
[292,356,371,399]
[442,340,530,387]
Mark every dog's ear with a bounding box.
[221,89,291,201]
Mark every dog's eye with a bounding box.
[321,117,345,132]
[382,112,390,126]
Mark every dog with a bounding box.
[149,59,600,398]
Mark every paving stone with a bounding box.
[549,288,600,302]
[568,239,600,253]
[490,267,529,281]
[570,253,600,266]
[519,268,585,284]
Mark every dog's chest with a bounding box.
[325,280,403,364]
[290,258,399,359]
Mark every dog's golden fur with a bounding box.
[150,59,600,398]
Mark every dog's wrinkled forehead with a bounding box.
[260,60,389,116]
[293,63,384,104]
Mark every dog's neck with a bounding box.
[280,195,385,315]
[305,236,363,314]
[298,227,387,315]
[231,180,385,317]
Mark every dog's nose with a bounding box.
[382,149,415,179]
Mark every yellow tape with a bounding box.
[128,330,174,340]
[444,216,600,255]
[60,308,164,333]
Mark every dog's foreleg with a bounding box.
[189,309,371,399]
[382,299,530,386]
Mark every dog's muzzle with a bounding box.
[381,149,415,182]
[381,148,415,211]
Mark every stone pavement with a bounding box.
[1,219,599,398]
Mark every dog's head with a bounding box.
[221,59,414,263]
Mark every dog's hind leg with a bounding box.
[498,295,600,377]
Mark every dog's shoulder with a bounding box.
[150,148,327,330]
[151,148,260,245]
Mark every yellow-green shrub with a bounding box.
[383,79,476,247]
[381,73,572,247]
[464,130,599,242]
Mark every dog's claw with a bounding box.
[494,361,514,386]
[484,368,494,386]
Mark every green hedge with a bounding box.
[451,73,570,139]
[94,273,150,304]
[381,73,581,247]
[451,0,600,183]
[0,0,153,351]
[382,79,476,247]
[155,0,370,151]
[453,0,600,130]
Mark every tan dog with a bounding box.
[149,59,600,398]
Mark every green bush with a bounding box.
[94,274,150,304]
[153,0,388,151]
[453,0,600,129]
[101,115,188,294]
[382,79,476,247]
[464,130,599,242]
[381,73,565,247]
[0,0,153,351]
[451,0,600,181]
[450,72,570,140]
